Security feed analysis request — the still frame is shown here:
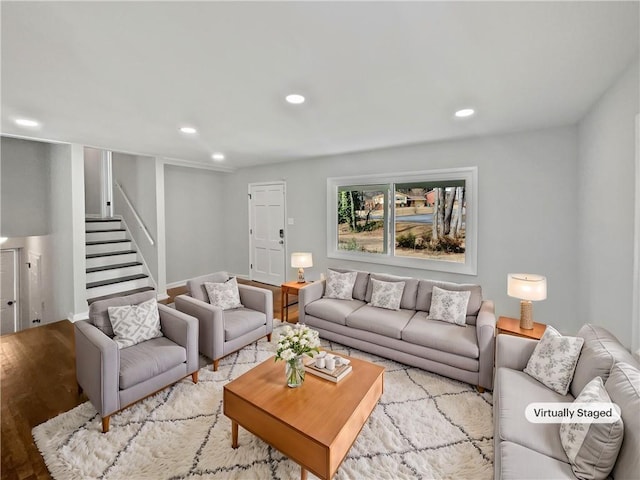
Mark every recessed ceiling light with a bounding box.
[15,118,40,127]
[454,108,475,118]
[285,94,305,105]
[211,153,225,161]
[180,126,197,134]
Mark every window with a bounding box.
[327,167,477,275]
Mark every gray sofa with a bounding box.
[494,324,640,479]
[298,270,496,391]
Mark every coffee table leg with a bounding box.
[231,420,238,449]
[300,467,307,480]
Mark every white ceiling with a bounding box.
[2,1,638,171]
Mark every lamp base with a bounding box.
[520,300,534,330]
[297,268,306,283]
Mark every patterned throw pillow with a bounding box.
[369,278,405,310]
[560,376,624,480]
[524,326,584,395]
[426,286,470,326]
[107,297,163,349]
[324,270,358,300]
[204,277,244,310]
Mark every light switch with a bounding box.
[288,218,294,225]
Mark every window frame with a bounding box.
[327,167,478,275]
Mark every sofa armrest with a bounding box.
[496,334,539,371]
[174,294,225,360]
[476,300,496,390]
[74,320,120,417]
[298,280,325,323]
[158,304,199,374]
[239,284,273,335]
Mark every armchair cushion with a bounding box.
[205,277,243,310]
[224,308,267,341]
[108,297,163,349]
[119,336,187,389]
[89,290,156,337]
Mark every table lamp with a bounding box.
[507,273,547,330]
[291,252,313,283]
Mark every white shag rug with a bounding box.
[33,325,494,480]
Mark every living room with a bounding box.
[1,2,639,479]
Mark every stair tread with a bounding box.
[87,287,155,305]
[86,228,126,233]
[86,250,137,259]
[85,218,120,223]
[86,262,143,273]
[86,273,149,289]
[86,239,130,245]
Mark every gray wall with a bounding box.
[0,137,51,236]
[83,147,102,216]
[578,59,639,348]
[164,164,227,283]
[223,126,581,334]
[112,152,159,279]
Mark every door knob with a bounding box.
[7,301,15,306]
[279,240,284,245]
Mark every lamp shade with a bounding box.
[291,252,313,268]
[507,274,547,301]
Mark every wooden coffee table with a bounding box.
[223,353,384,480]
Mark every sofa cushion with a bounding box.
[559,376,623,480]
[89,290,156,337]
[571,324,639,397]
[223,308,267,341]
[305,298,365,326]
[524,326,584,395]
[119,336,187,389]
[500,441,575,480]
[415,280,482,324]
[108,297,163,349]
[402,312,479,358]
[324,270,358,300]
[426,286,470,326]
[204,277,244,310]
[365,273,419,310]
[605,362,640,480]
[346,305,414,339]
[497,367,574,462]
[328,268,369,301]
[369,278,405,310]
[187,271,230,302]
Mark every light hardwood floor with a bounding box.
[0,280,295,480]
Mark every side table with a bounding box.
[280,281,310,323]
[497,316,546,340]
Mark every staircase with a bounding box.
[85,218,154,304]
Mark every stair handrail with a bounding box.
[114,182,155,246]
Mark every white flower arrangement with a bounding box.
[275,324,321,362]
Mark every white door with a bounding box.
[249,182,286,285]
[28,252,43,327]
[0,249,19,335]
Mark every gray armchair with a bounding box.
[174,272,273,371]
[75,291,199,433]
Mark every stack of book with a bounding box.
[304,357,352,383]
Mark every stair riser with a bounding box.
[86,265,144,284]
[86,277,152,299]
[86,253,138,268]
[86,242,132,255]
[86,231,128,242]
[85,221,122,232]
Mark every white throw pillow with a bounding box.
[560,376,624,480]
[108,297,163,349]
[426,286,470,326]
[524,326,584,395]
[205,277,243,310]
[324,270,358,300]
[369,278,405,310]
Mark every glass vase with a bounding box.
[285,355,305,388]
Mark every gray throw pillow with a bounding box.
[426,286,470,326]
[560,376,623,480]
[369,278,405,310]
[205,277,243,310]
[324,270,358,300]
[107,297,163,349]
[524,326,584,395]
